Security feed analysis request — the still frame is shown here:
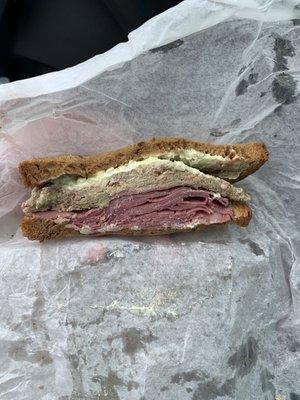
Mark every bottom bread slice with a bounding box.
[21,201,251,242]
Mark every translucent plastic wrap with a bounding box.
[0,1,299,399]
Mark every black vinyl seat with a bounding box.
[0,0,181,81]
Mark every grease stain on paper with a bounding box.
[90,290,178,319]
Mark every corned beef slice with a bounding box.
[33,187,233,232]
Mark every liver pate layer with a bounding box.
[22,159,250,213]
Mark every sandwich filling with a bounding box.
[22,156,250,233]
[31,187,233,234]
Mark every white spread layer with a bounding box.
[55,152,234,189]
[162,149,235,169]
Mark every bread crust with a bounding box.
[19,137,268,188]
[21,201,251,242]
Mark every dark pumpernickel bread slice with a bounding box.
[21,201,251,242]
[19,137,268,188]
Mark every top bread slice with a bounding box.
[19,137,268,188]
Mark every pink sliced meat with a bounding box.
[33,186,233,232]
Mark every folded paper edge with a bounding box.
[0,0,298,101]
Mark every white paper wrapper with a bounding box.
[0,1,299,399]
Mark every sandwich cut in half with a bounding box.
[19,137,268,241]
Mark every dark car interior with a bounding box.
[0,0,181,82]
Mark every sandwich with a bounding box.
[19,137,268,241]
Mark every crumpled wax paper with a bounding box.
[0,1,299,399]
